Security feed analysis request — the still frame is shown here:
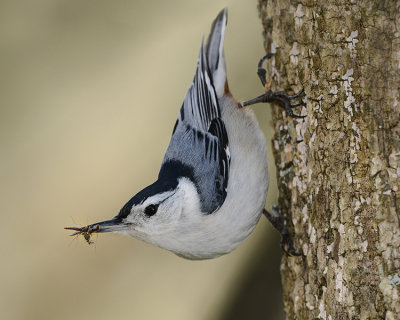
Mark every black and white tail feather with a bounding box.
[206,8,227,97]
[163,8,230,214]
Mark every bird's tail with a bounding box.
[206,8,228,97]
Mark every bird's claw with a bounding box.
[263,206,302,257]
[288,88,304,99]
[268,89,306,118]
[280,231,302,257]
[257,53,275,87]
[240,53,306,118]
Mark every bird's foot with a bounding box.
[263,206,302,256]
[256,53,274,87]
[240,54,306,119]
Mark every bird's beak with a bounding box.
[65,217,131,242]
[86,217,129,233]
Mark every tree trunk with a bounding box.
[258,0,400,319]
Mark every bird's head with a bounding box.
[87,161,205,257]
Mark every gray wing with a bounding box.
[172,40,221,133]
[163,33,230,214]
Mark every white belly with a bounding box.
[136,95,269,260]
[215,96,269,248]
[180,95,269,259]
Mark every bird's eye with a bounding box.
[144,204,159,217]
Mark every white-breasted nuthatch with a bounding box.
[67,8,305,259]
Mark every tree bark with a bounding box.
[258,1,400,319]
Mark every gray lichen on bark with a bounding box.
[258,0,400,319]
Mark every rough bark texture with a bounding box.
[258,1,400,319]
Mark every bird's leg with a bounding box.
[240,54,306,119]
[263,206,302,256]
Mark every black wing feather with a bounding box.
[162,42,230,214]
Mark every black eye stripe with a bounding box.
[144,204,159,217]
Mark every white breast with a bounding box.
[208,96,269,253]
[171,96,269,259]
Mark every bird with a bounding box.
[67,8,305,260]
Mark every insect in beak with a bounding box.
[64,217,127,245]
[64,225,100,245]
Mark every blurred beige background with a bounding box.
[0,0,284,319]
